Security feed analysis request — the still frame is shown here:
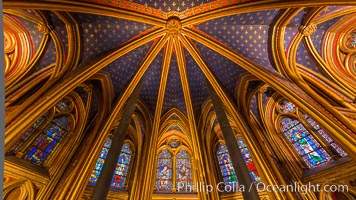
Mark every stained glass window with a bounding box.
[89,141,133,190]
[304,115,347,157]
[281,100,296,113]
[281,118,332,168]
[217,144,237,186]
[89,138,112,185]
[10,111,49,153]
[167,138,180,149]
[24,116,69,165]
[156,149,173,192]
[176,150,192,192]
[217,142,262,186]
[55,98,71,113]
[237,138,262,183]
[111,144,132,189]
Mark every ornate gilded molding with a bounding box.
[174,35,209,199]
[3,179,36,200]
[165,17,182,35]
[3,0,166,26]
[37,23,53,35]
[300,23,317,36]
[5,28,166,146]
[3,14,34,87]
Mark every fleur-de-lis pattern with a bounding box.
[7,5,352,120]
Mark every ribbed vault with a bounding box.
[3,1,356,199]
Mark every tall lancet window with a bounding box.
[111,143,132,188]
[217,144,237,186]
[281,117,332,167]
[278,99,347,168]
[237,138,262,183]
[90,138,112,184]
[176,149,192,191]
[9,98,74,166]
[156,149,173,192]
[89,139,133,190]
[24,116,70,165]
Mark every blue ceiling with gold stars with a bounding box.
[185,49,209,120]
[72,13,154,67]
[162,53,187,116]
[140,49,164,113]
[48,12,68,59]
[132,0,214,12]
[311,16,343,56]
[102,42,153,96]
[8,3,351,125]
[194,42,246,101]
[194,10,280,71]
[296,42,320,74]
[284,9,305,51]
[37,39,56,71]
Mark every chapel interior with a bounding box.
[2,0,356,199]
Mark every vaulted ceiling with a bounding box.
[4,1,356,126]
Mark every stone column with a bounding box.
[91,81,142,199]
[207,81,260,200]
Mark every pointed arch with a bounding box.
[155,127,195,193]
[7,92,87,169]
[263,93,350,171]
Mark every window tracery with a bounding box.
[156,138,193,192]
[280,117,332,168]
[277,99,347,168]
[9,98,75,166]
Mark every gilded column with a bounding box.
[207,81,260,200]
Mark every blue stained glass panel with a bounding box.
[302,149,331,168]
[217,144,237,185]
[281,117,332,168]
[90,138,112,184]
[89,141,133,190]
[237,138,262,183]
[156,149,173,192]
[111,144,132,189]
[11,112,49,152]
[305,116,320,130]
[331,143,347,157]
[317,129,333,143]
[281,118,299,132]
[304,115,347,157]
[24,117,69,165]
[176,150,192,192]
[281,100,296,113]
